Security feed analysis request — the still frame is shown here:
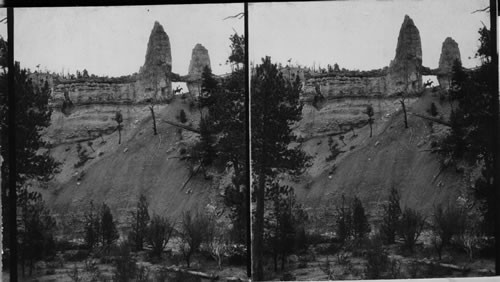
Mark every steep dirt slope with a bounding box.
[291,89,463,228]
[41,98,220,235]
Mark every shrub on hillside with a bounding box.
[364,235,389,279]
[427,102,438,117]
[146,214,175,259]
[179,109,188,123]
[431,204,464,260]
[180,210,210,268]
[113,243,138,282]
[398,207,426,252]
[326,136,342,162]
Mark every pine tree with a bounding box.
[352,196,370,240]
[129,194,150,251]
[84,201,101,250]
[336,195,352,242]
[380,187,402,244]
[1,58,60,274]
[201,33,247,244]
[199,65,218,109]
[440,26,496,235]
[100,203,119,254]
[179,109,187,123]
[114,111,123,144]
[365,104,375,137]
[251,56,309,280]
[17,192,56,276]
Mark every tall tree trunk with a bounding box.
[281,252,286,271]
[118,128,121,144]
[273,253,278,272]
[150,105,157,135]
[400,99,408,128]
[253,170,266,281]
[369,122,373,137]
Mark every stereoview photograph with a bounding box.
[250,0,495,280]
[3,4,247,281]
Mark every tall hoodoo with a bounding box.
[139,21,173,100]
[387,15,423,94]
[437,37,461,89]
[186,43,211,96]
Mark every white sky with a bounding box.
[0,9,6,40]
[250,0,490,70]
[15,4,243,77]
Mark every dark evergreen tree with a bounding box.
[129,194,150,251]
[439,26,496,235]
[352,196,370,240]
[333,63,340,72]
[199,65,218,109]
[264,183,301,272]
[251,56,309,280]
[84,200,101,250]
[179,109,187,123]
[336,195,352,242]
[380,187,402,244]
[365,104,375,137]
[100,203,119,254]
[1,57,60,273]
[18,192,56,276]
[201,33,247,244]
[114,111,123,144]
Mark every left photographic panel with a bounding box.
[8,4,247,281]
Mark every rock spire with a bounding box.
[387,15,423,94]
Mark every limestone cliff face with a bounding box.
[186,44,211,96]
[303,76,387,99]
[437,37,461,89]
[51,82,137,108]
[387,15,423,94]
[137,21,173,100]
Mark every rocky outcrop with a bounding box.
[186,44,211,96]
[137,21,173,100]
[437,37,461,89]
[387,15,423,95]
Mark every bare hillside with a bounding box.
[290,89,463,229]
[40,98,222,236]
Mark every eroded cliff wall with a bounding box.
[303,76,387,99]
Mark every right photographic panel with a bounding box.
[250,1,495,281]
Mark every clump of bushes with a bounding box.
[113,243,138,282]
[427,102,438,117]
[326,136,342,162]
[74,143,90,168]
[179,109,188,123]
